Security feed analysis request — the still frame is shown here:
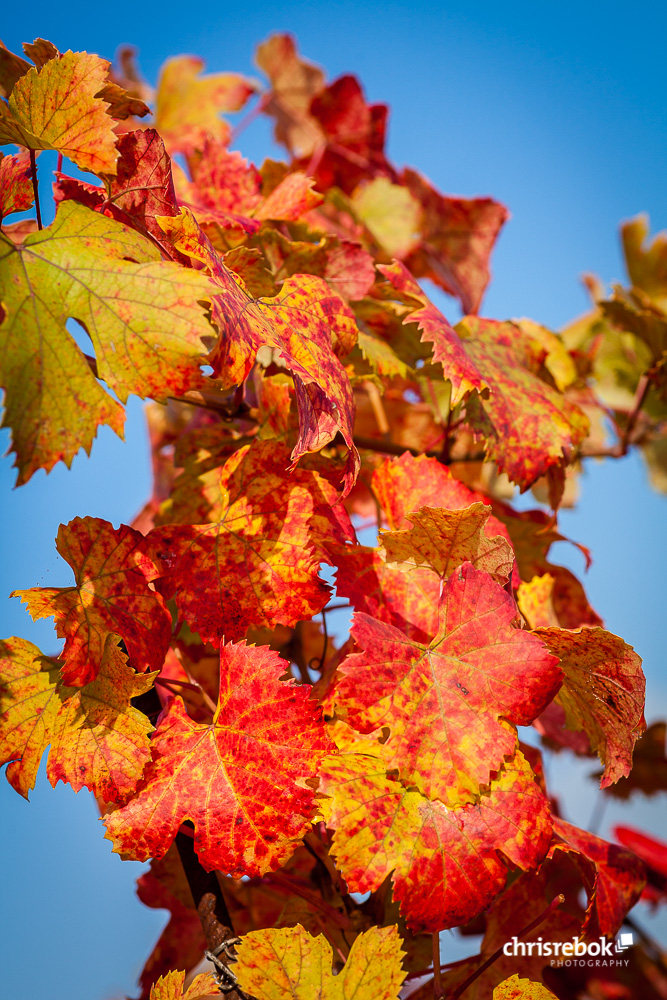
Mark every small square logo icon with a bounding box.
[620,933,634,948]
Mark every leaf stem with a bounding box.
[433,932,443,999]
[29,150,42,230]
[228,93,267,147]
[446,894,565,999]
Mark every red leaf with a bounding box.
[552,818,646,939]
[104,641,333,874]
[402,167,509,314]
[0,151,33,219]
[320,737,552,932]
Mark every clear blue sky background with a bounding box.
[1,2,666,997]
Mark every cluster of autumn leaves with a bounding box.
[0,31,666,1000]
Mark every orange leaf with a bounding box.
[0,634,154,802]
[46,635,155,802]
[380,503,514,584]
[0,50,119,173]
[148,970,218,1000]
[494,975,559,999]
[13,516,171,686]
[154,55,256,154]
[0,636,61,798]
[104,641,334,874]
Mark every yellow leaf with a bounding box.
[234,924,406,1000]
[493,973,559,998]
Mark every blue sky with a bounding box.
[1,2,666,997]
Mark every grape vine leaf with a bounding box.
[0,200,219,483]
[0,50,119,173]
[0,150,33,219]
[307,74,390,195]
[0,40,31,98]
[597,722,667,799]
[551,817,646,939]
[378,261,489,406]
[401,167,509,314]
[149,970,218,1000]
[493,975,559,999]
[153,54,256,153]
[54,129,185,261]
[319,735,552,932]
[158,207,360,492]
[13,516,171,686]
[255,33,325,157]
[380,503,515,584]
[104,641,334,874]
[235,924,406,1000]
[46,635,156,802]
[0,636,60,797]
[334,563,561,805]
[621,214,667,309]
[533,626,645,786]
[461,317,589,486]
[0,634,155,802]
[150,440,350,642]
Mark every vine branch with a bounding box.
[444,894,565,999]
[29,150,42,230]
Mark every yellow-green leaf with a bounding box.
[0,201,217,483]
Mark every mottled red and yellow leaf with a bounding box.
[154,55,255,154]
[319,737,552,932]
[0,150,33,219]
[13,516,171,686]
[534,626,645,787]
[150,440,349,642]
[0,50,119,173]
[0,634,154,802]
[335,563,561,805]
